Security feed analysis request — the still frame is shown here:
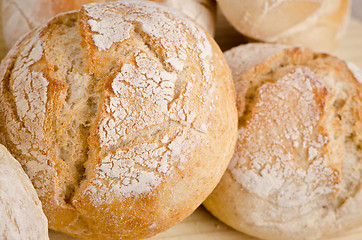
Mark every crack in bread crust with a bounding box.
[205,43,362,240]
[40,13,98,207]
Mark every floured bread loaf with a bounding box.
[203,43,362,240]
[0,1,237,239]
[0,144,49,240]
[1,0,216,49]
[217,0,350,52]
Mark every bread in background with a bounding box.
[217,0,351,52]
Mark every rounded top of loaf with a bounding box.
[217,0,350,52]
[204,43,362,240]
[1,0,216,49]
[0,1,237,239]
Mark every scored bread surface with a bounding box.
[204,43,362,240]
[0,1,237,239]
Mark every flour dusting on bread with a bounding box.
[1,29,54,197]
[229,67,339,208]
[204,43,362,240]
[0,1,237,239]
[0,144,48,240]
[84,0,213,77]
[91,127,199,201]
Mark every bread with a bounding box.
[217,0,351,52]
[160,0,216,35]
[0,0,6,60]
[1,0,216,49]
[203,43,362,240]
[0,1,237,239]
[0,144,49,240]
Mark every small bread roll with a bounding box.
[0,144,49,240]
[203,43,362,240]
[217,0,351,52]
[1,0,216,49]
[0,1,237,240]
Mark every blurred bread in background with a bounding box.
[217,0,351,52]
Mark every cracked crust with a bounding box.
[1,0,216,50]
[0,1,237,240]
[203,43,362,240]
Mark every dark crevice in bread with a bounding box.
[167,73,186,111]
[208,44,362,240]
[238,77,274,128]
[133,24,170,71]
[98,118,206,162]
[132,24,187,108]
[0,53,18,149]
[42,14,99,206]
[237,64,296,128]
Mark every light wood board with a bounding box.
[1,3,362,240]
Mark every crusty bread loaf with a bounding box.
[203,43,362,240]
[1,0,216,49]
[0,144,49,240]
[0,1,237,239]
[217,0,351,52]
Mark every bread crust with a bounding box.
[217,0,351,52]
[1,0,216,49]
[0,144,49,240]
[0,1,237,239]
[204,43,362,240]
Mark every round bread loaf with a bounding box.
[0,1,237,239]
[203,43,362,240]
[217,0,351,52]
[0,144,49,240]
[1,0,216,49]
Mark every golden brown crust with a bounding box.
[1,0,216,49]
[204,43,362,240]
[0,1,237,240]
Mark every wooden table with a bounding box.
[1,3,362,240]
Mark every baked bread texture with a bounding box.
[1,0,216,49]
[203,43,362,240]
[0,1,237,239]
[0,144,49,240]
[217,0,351,52]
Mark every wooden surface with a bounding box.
[1,3,362,240]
